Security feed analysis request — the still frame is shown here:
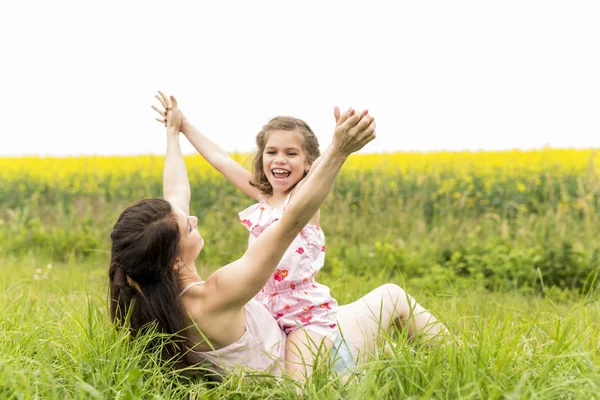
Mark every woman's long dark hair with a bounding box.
[109,198,185,364]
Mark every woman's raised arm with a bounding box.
[154,91,191,215]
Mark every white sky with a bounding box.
[1,0,599,156]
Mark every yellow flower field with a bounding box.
[1,148,599,215]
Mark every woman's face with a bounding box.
[172,206,204,268]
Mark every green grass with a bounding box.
[1,257,599,399]
[3,152,600,398]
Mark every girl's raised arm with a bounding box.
[153,99,260,201]
[180,120,261,201]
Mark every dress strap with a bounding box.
[282,192,293,211]
[179,280,204,297]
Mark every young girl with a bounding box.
[153,101,369,380]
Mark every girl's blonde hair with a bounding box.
[249,116,320,196]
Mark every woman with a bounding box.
[109,91,445,382]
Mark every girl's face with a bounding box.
[262,129,310,194]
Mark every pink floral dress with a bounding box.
[239,195,339,342]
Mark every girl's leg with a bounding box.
[336,283,447,361]
[285,329,334,382]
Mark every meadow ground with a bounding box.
[1,149,600,398]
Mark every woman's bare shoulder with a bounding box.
[180,276,236,317]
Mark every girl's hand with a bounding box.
[152,91,186,133]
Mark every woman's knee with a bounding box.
[378,283,409,303]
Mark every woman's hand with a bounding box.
[331,109,376,157]
[152,91,186,134]
[334,106,370,126]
